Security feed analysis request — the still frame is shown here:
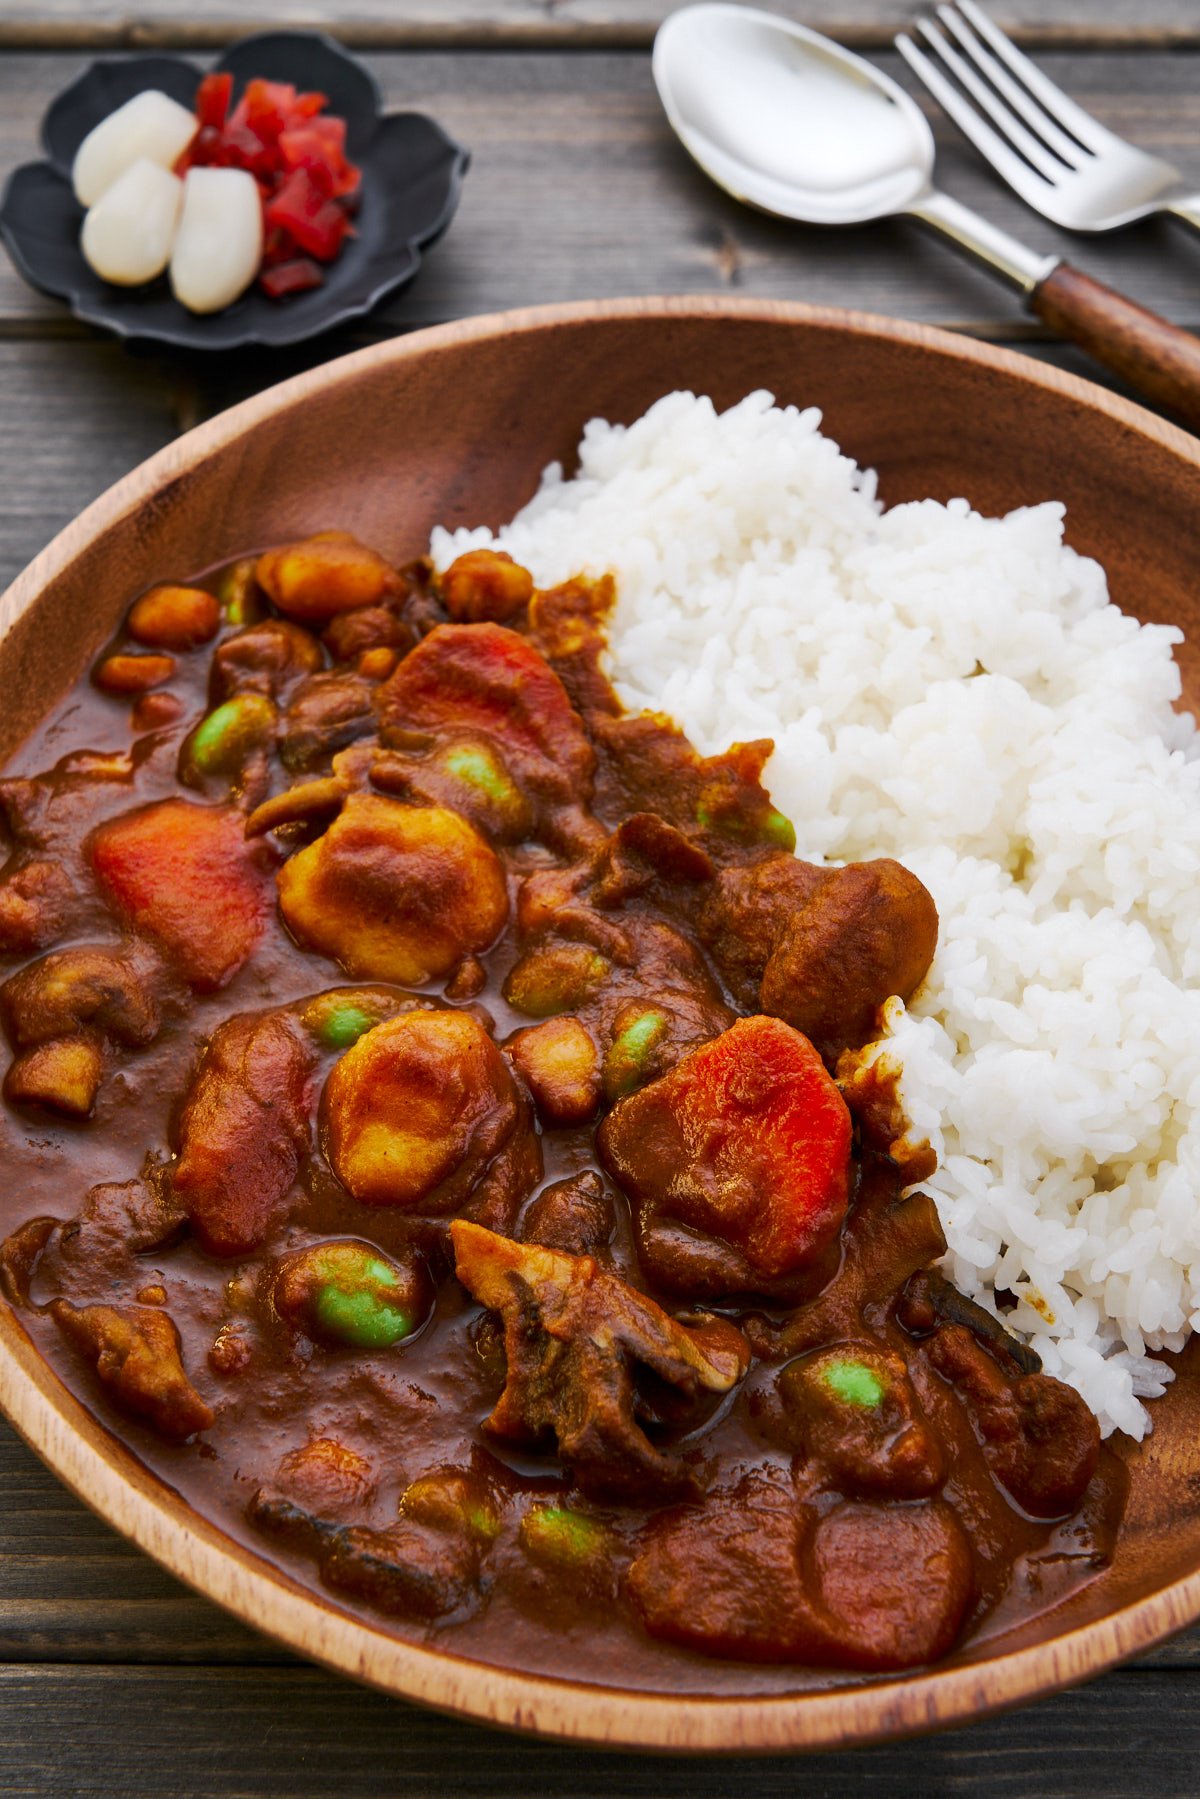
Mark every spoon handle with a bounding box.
[907,188,1200,430]
[1029,265,1200,431]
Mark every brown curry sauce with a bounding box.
[0,536,1127,1692]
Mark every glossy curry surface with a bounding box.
[0,533,1126,1692]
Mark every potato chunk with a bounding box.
[255,531,405,624]
[440,550,533,624]
[325,1010,526,1211]
[506,1016,599,1125]
[5,1035,103,1117]
[277,794,508,985]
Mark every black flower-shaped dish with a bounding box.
[0,32,469,351]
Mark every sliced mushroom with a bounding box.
[50,1299,213,1441]
[451,1220,748,1500]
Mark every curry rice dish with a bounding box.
[0,516,1128,1685]
[442,390,1200,1444]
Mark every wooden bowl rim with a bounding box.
[4,296,1200,1753]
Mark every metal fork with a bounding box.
[897,0,1200,236]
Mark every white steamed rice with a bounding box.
[431,388,1200,1439]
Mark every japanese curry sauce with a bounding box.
[0,542,1127,1696]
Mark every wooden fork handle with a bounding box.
[1030,262,1200,431]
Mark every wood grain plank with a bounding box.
[0,1424,291,1661]
[1,0,1198,52]
[0,340,183,593]
[3,51,1200,343]
[0,1663,1198,1797]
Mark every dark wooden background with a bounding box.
[2,2,1200,1792]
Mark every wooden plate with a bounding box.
[3,297,1200,1752]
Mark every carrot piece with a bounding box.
[89,798,270,992]
[599,1015,852,1278]
[378,622,594,809]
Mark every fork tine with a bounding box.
[895,31,1049,204]
[936,4,1085,168]
[915,17,1066,182]
[953,0,1112,154]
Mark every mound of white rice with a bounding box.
[432,388,1200,1439]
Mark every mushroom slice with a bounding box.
[50,1299,213,1442]
[244,776,349,840]
[451,1220,748,1500]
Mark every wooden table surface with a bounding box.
[1,2,1199,1792]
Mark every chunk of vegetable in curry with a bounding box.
[599,1015,852,1282]
[0,533,1116,1684]
[324,1009,536,1218]
[278,794,508,985]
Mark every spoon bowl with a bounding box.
[653,4,935,225]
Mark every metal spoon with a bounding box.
[653,3,1200,428]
